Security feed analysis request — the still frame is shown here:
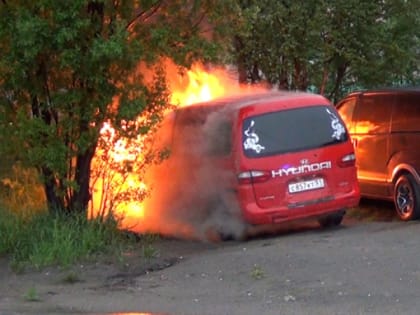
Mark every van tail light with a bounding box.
[237,170,271,184]
[338,153,356,167]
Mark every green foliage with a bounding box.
[250,264,265,280]
[142,243,159,259]
[23,287,41,302]
[233,0,420,101]
[0,207,136,270]
[0,0,239,214]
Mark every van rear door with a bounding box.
[238,105,355,210]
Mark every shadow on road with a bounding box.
[347,198,397,222]
[240,198,398,242]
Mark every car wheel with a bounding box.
[318,211,345,228]
[394,174,420,221]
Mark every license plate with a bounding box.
[288,178,325,193]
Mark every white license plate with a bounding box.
[288,178,325,193]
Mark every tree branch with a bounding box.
[126,0,163,30]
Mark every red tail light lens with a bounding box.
[237,170,271,184]
[338,153,356,167]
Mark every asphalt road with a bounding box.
[2,200,420,315]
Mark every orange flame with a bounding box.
[170,64,227,106]
[90,62,242,232]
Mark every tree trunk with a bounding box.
[233,36,248,84]
[42,166,65,214]
[70,144,97,213]
[293,59,308,91]
[278,56,289,90]
[319,65,329,95]
[328,61,348,103]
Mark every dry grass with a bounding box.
[0,162,46,216]
[347,199,398,222]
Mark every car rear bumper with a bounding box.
[240,191,360,225]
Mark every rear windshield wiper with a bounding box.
[320,138,345,146]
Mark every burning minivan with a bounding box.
[145,91,360,240]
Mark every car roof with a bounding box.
[175,90,331,116]
[342,87,420,99]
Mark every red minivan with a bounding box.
[148,91,360,239]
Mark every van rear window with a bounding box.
[242,105,348,158]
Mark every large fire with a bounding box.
[170,64,227,106]
[90,62,243,236]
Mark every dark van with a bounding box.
[147,91,360,240]
[336,88,420,221]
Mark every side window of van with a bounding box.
[171,109,206,155]
[203,110,232,157]
[354,94,393,134]
[205,119,232,156]
[172,106,231,157]
[392,94,420,132]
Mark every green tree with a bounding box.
[233,0,420,101]
[0,0,239,214]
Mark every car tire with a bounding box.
[318,211,345,228]
[394,174,420,221]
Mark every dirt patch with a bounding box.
[0,237,220,314]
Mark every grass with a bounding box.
[250,264,265,280]
[0,207,141,271]
[61,271,81,284]
[23,287,41,302]
[142,243,159,259]
[0,162,46,215]
[0,161,159,272]
[346,199,397,222]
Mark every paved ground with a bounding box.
[2,200,420,315]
